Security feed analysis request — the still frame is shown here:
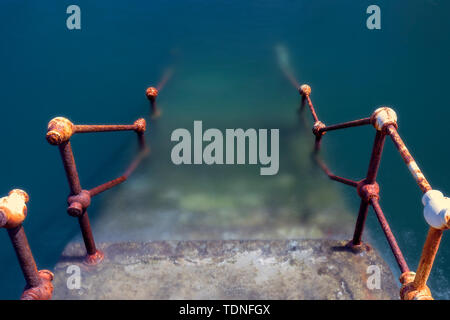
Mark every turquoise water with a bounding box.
[0,0,449,299]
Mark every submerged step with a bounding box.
[52,240,398,300]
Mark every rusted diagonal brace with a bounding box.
[87,119,149,197]
[89,146,150,197]
[370,198,409,274]
[314,153,358,187]
[46,117,148,265]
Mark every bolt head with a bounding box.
[312,121,326,137]
[134,118,147,133]
[371,107,397,132]
[0,189,29,228]
[299,84,311,96]
[67,202,83,217]
[46,117,74,145]
[146,87,158,100]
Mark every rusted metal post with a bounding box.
[299,84,319,123]
[7,226,41,289]
[0,189,53,300]
[58,140,103,265]
[47,116,149,265]
[135,118,148,152]
[413,228,442,289]
[351,202,371,247]
[351,131,386,247]
[399,227,440,300]
[365,131,387,184]
[146,86,160,119]
[47,117,103,264]
[314,135,322,153]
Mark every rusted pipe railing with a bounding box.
[1,75,170,298]
[0,189,53,300]
[46,117,149,265]
[295,82,449,300]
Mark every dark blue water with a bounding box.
[0,0,449,299]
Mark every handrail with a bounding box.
[42,66,172,267]
[0,66,178,299]
[297,83,449,300]
[46,117,150,266]
[3,59,446,300]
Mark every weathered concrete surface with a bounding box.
[52,240,399,300]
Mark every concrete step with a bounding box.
[52,239,398,300]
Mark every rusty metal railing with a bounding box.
[0,79,169,299]
[0,66,173,299]
[3,58,446,300]
[46,117,150,266]
[297,83,449,300]
[0,190,54,299]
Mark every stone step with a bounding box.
[52,240,398,300]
